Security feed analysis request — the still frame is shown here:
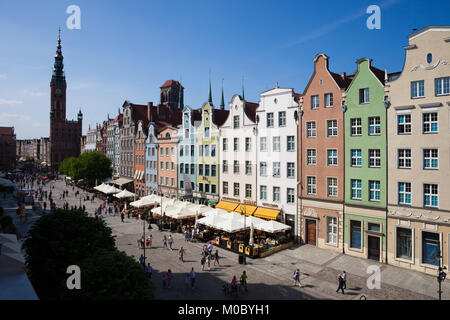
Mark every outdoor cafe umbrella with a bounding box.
[102,185,121,195]
[201,208,229,217]
[254,220,291,233]
[94,183,108,192]
[197,214,227,229]
[213,214,247,233]
[114,189,135,199]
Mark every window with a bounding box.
[306,122,316,138]
[422,231,440,266]
[260,162,267,176]
[287,162,295,178]
[398,115,411,134]
[350,220,362,249]
[245,161,252,175]
[327,120,338,137]
[369,180,381,201]
[245,184,252,198]
[205,184,210,193]
[199,183,204,192]
[327,178,338,197]
[233,183,240,197]
[369,149,381,168]
[171,147,174,156]
[273,187,280,202]
[307,176,316,195]
[180,148,184,157]
[398,182,411,205]
[204,127,210,138]
[223,138,228,151]
[205,145,210,157]
[211,144,216,157]
[211,184,216,194]
[241,138,250,153]
[398,149,411,169]
[287,188,295,203]
[325,93,333,107]
[287,136,295,151]
[165,177,169,186]
[165,147,169,156]
[223,160,228,173]
[211,165,216,177]
[435,77,450,96]
[272,136,280,152]
[351,118,362,136]
[278,111,286,126]
[260,137,267,151]
[185,128,189,139]
[311,95,319,109]
[198,164,203,176]
[396,227,412,260]
[165,162,169,170]
[171,162,174,171]
[180,163,184,174]
[205,164,210,177]
[359,88,370,104]
[424,184,438,208]
[423,149,439,169]
[233,115,240,128]
[191,145,194,157]
[351,150,362,167]
[223,181,228,195]
[171,178,174,187]
[351,179,362,200]
[233,138,239,151]
[307,149,316,165]
[160,176,163,185]
[327,149,338,166]
[368,117,381,135]
[423,112,438,133]
[233,161,239,174]
[411,80,425,98]
[273,162,280,177]
[327,217,337,245]
[267,113,274,127]
[199,145,203,156]
[160,161,163,170]
[260,185,267,200]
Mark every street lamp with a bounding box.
[437,248,447,300]
[241,205,247,265]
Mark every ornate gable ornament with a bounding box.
[303,208,318,219]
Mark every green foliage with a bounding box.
[25,156,34,162]
[61,250,155,300]
[22,209,116,299]
[59,152,112,186]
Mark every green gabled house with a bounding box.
[343,58,389,263]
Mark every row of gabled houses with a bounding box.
[81,26,450,277]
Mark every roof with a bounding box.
[369,65,387,85]
[408,25,450,40]
[243,101,259,123]
[160,80,183,88]
[212,108,229,127]
[330,72,353,89]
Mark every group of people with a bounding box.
[200,243,220,271]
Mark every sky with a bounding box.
[0,0,449,139]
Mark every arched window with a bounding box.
[427,53,433,64]
[165,133,170,139]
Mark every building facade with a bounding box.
[85,126,97,153]
[257,84,299,231]
[157,126,178,198]
[298,54,351,251]
[343,58,389,262]
[386,26,450,275]
[219,94,259,210]
[134,120,147,197]
[145,122,159,195]
[0,127,16,171]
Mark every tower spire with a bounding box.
[208,73,213,104]
[242,76,245,100]
[52,28,65,83]
[220,78,225,110]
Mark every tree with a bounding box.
[61,250,155,300]
[58,152,112,186]
[22,209,116,299]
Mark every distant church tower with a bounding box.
[49,29,82,169]
[160,80,184,111]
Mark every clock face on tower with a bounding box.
[55,88,62,96]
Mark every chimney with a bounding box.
[147,102,153,123]
[341,72,346,80]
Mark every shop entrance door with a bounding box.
[367,235,380,261]
[305,219,316,246]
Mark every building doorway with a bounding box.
[305,219,317,246]
[367,235,380,261]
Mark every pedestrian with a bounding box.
[336,273,345,294]
[207,253,212,271]
[191,228,196,242]
[201,255,206,271]
[146,236,150,248]
[146,263,152,279]
[207,242,213,255]
[139,254,146,268]
[190,267,196,289]
[163,235,168,250]
[140,236,145,249]
[149,234,153,248]
[121,211,125,223]
[214,250,220,266]
[342,271,347,289]
[166,269,173,288]
[179,246,185,263]
[240,271,248,292]
[293,269,302,287]
[168,235,173,251]
[231,276,238,297]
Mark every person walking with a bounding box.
[166,269,173,288]
[121,211,125,223]
[140,236,145,249]
[201,255,206,271]
[179,246,185,263]
[240,271,248,292]
[190,267,196,289]
[163,235,168,250]
[341,271,347,289]
[168,235,174,251]
[146,263,152,279]
[214,250,220,266]
[207,253,212,271]
[231,276,238,297]
[146,236,150,248]
[139,254,146,268]
[293,269,302,288]
[148,234,153,248]
[336,273,345,294]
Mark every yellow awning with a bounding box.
[253,207,280,220]
[216,201,239,212]
[233,204,257,216]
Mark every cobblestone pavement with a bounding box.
[2,177,449,300]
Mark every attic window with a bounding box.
[427,53,433,64]
[320,80,323,86]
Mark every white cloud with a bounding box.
[0,99,24,105]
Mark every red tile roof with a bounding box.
[160,80,182,88]
[243,101,259,123]
[212,108,229,127]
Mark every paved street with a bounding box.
[2,177,449,300]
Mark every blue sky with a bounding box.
[1,0,449,139]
